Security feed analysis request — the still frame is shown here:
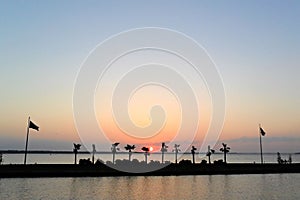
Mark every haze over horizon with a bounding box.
[0,1,299,153]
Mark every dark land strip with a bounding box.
[0,163,299,178]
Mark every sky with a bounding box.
[0,0,299,153]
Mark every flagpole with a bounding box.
[259,124,263,164]
[24,116,30,165]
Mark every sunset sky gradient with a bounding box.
[0,1,299,152]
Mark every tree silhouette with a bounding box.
[73,143,81,165]
[191,146,197,164]
[220,143,230,163]
[288,154,292,164]
[142,147,150,164]
[160,142,168,164]
[172,144,181,164]
[124,144,136,161]
[111,142,120,164]
[206,145,215,164]
[92,144,96,164]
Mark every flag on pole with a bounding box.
[260,126,266,136]
[29,120,39,131]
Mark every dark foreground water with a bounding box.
[0,174,299,200]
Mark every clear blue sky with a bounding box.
[0,1,299,152]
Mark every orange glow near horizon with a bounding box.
[95,84,212,147]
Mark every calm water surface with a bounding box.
[0,174,299,200]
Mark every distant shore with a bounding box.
[0,150,298,154]
[0,163,299,178]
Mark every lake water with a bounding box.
[1,153,299,199]
[1,152,299,164]
[0,174,299,200]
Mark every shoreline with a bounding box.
[0,163,299,178]
[1,150,298,154]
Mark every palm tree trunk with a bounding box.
[112,152,115,164]
[74,152,77,165]
[208,155,211,164]
[129,152,132,161]
[224,151,227,163]
[192,153,195,164]
[175,152,178,164]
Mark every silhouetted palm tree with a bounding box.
[160,142,168,164]
[73,143,81,165]
[206,145,215,164]
[142,147,150,164]
[124,144,136,161]
[111,142,120,164]
[191,146,197,164]
[220,143,230,163]
[172,144,181,164]
[92,144,96,164]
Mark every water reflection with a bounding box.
[0,174,299,200]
